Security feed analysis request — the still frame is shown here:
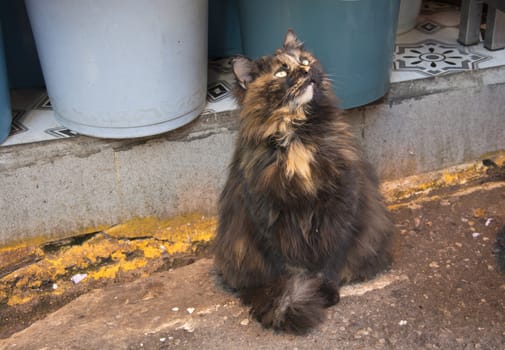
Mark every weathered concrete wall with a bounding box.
[0,112,237,244]
[1,67,504,245]
[355,67,505,179]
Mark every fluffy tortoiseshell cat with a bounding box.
[214,30,393,334]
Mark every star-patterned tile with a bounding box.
[392,1,505,83]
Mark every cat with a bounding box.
[213,29,393,334]
[493,225,505,273]
[482,159,505,273]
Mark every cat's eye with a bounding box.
[274,67,288,78]
[300,56,310,66]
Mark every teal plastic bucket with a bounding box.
[237,0,400,109]
[0,23,12,144]
[208,0,242,58]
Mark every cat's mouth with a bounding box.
[291,81,315,107]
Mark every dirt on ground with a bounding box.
[0,175,504,349]
[0,215,215,339]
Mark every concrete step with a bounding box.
[1,66,505,245]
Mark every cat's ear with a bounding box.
[283,29,304,50]
[233,56,255,90]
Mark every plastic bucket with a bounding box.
[397,0,422,34]
[208,0,242,58]
[0,23,12,144]
[25,0,208,138]
[0,0,45,88]
[237,0,400,109]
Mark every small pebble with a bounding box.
[187,307,195,314]
[240,318,249,326]
[171,307,179,312]
[356,329,370,336]
[485,218,493,227]
[472,232,481,238]
[399,320,408,326]
[160,338,166,342]
[408,203,422,210]
[52,283,58,290]
[473,208,485,218]
[70,273,87,284]
[429,262,439,268]
[177,321,195,333]
[455,242,463,248]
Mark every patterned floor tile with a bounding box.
[395,39,490,77]
[207,80,232,103]
[9,110,28,137]
[45,126,79,138]
[416,20,442,35]
[35,94,52,110]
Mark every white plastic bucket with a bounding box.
[397,0,422,34]
[25,0,208,138]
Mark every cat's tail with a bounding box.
[240,273,337,334]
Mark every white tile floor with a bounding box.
[391,1,505,82]
[2,1,505,147]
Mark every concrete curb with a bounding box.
[1,66,504,245]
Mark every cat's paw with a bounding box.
[249,300,276,328]
[318,280,340,307]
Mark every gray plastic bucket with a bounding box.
[25,0,208,138]
[237,0,400,109]
[0,23,11,144]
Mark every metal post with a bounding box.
[484,5,505,50]
[458,0,484,46]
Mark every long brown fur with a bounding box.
[213,30,393,334]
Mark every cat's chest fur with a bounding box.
[239,108,319,197]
